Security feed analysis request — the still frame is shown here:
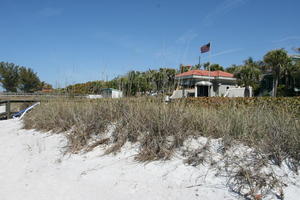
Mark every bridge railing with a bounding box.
[0,92,86,98]
[0,99,39,120]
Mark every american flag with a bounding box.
[200,43,210,53]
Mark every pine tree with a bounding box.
[18,67,41,93]
[0,62,20,92]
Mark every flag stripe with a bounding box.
[201,43,210,53]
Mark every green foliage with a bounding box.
[18,67,41,92]
[235,65,260,85]
[234,57,261,96]
[60,49,300,97]
[65,68,178,96]
[179,64,190,73]
[0,62,45,93]
[191,64,201,70]
[0,62,20,92]
[40,81,53,90]
[225,64,241,74]
[209,64,224,71]
[116,68,177,96]
[201,62,224,71]
[291,61,300,88]
[226,53,300,97]
[181,97,300,112]
[202,62,210,70]
[263,49,291,97]
[66,80,107,94]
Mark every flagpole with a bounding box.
[208,41,211,82]
[198,55,201,69]
[209,42,211,97]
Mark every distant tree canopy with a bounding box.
[64,68,178,96]
[201,62,224,71]
[234,57,262,97]
[64,48,300,97]
[65,80,108,94]
[0,62,19,92]
[40,81,53,90]
[0,62,45,93]
[263,49,291,97]
[209,64,224,71]
[179,64,191,73]
[228,53,300,97]
[226,64,240,74]
[202,62,210,70]
[1,49,294,97]
[19,67,41,93]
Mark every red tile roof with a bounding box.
[175,70,234,78]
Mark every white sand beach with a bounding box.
[0,119,299,200]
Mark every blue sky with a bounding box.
[0,0,300,87]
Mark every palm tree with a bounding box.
[226,64,241,74]
[290,60,300,91]
[165,68,177,92]
[263,49,291,97]
[234,58,261,97]
[209,64,224,71]
[153,69,166,93]
[202,62,210,70]
[281,60,294,95]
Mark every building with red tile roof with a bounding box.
[172,69,251,98]
[175,70,234,78]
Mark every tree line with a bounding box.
[63,68,178,96]
[1,48,299,96]
[64,49,300,97]
[230,49,300,96]
[0,62,51,93]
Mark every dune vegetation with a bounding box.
[23,97,300,166]
[22,97,300,199]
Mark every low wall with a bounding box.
[0,105,5,114]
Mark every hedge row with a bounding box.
[176,97,300,111]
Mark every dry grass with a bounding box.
[23,97,300,169]
[220,148,286,200]
[23,97,300,199]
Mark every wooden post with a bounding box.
[6,101,11,119]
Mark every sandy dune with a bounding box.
[0,119,299,200]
